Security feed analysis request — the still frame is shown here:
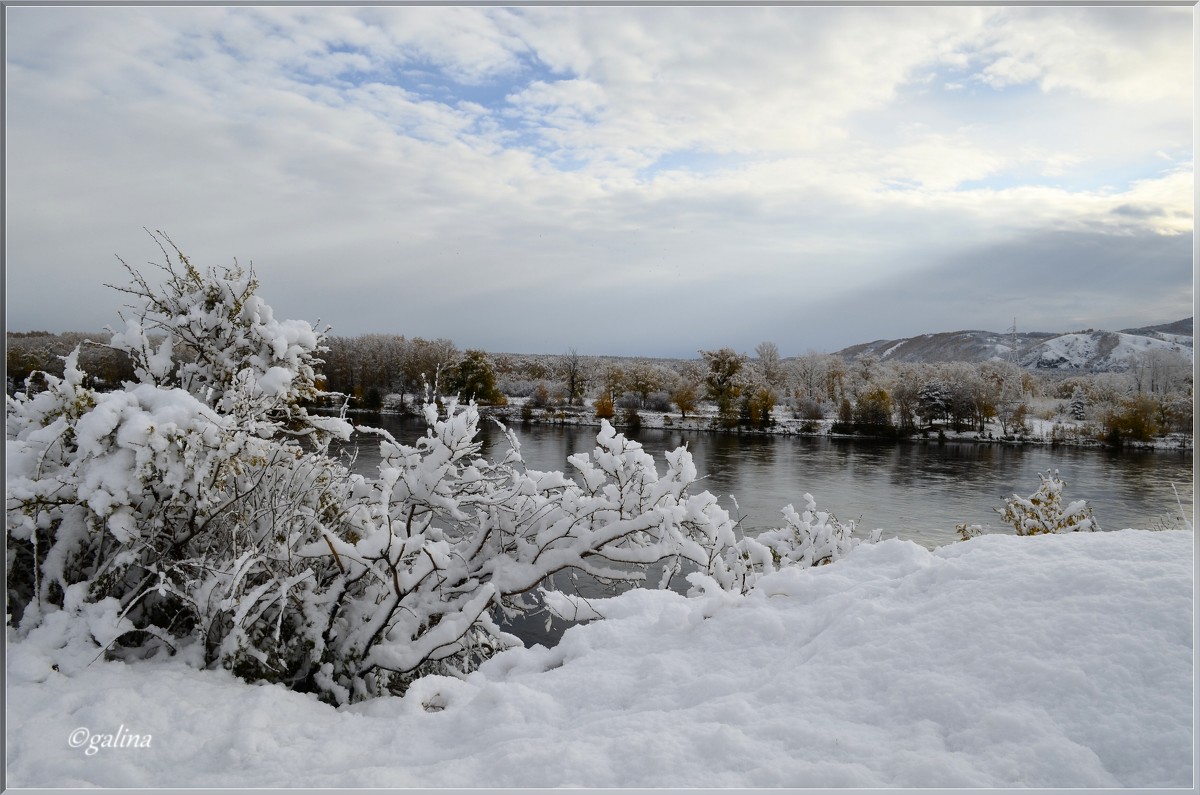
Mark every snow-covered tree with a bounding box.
[1069,387,1088,421]
[917,379,951,426]
[701,347,747,428]
[559,348,587,406]
[787,353,829,404]
[754,341,783,388]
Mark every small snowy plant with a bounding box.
[716,496,880,593]
[997,470,1100,536]
[956,523,984,541]
[6,236,878,704]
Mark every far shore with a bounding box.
[331,399,1194,454]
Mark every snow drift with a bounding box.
[7,528,1192,788]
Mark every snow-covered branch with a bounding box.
[7,241,877,705]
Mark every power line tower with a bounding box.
[1007,318,1019,365]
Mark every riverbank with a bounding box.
[451,400,1192,453]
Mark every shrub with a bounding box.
[1100,395,1158,443]
[594,392,615,420]
[750,496,879,570]
[645,390,673,413]
[796,397,825,421]
[6,237,355,692]
[530,382,551,409]
[956,522,983,541]
[996,470,1100,535]
[852,388,893,431]
[740,386,776,429]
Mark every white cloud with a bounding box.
[973,7,1192,104]
[4,6,1193,356]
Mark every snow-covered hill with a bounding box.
[835,318,1193,372]
[1021,329,1193,371]
[836,329,1056,365]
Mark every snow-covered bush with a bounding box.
[6,236,360,691]
[711,496,879,594]
[305,406,762,702]
[753,496,878,569]
[996,470,1100,535]
[6,238,878,704]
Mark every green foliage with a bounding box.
[7,346,53,389]
[831,396,854,432]
[1069,387,1088,420]
[701,348,746,429]
[447,349,505,405]
[838,396,853,424]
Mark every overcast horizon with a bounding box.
[5,6,1194,358]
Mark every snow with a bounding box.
[1156,332,1195,346]
[7,528,1192,789]
[1025,331,1194,371]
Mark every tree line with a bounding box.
[313,334,1192,442]
[8,330,1192,443]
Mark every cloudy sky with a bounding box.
[5,6,1194,357]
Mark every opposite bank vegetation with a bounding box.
[10,319,1193,455]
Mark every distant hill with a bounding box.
[835,329,1057,366]
[834,319,1193,373]
[1118,318,1194,338]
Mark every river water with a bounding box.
[335,413,1194,548]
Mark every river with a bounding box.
[329,412,1192,647]
[334,413,1194,548]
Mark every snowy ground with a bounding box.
[6,528,1192,789]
